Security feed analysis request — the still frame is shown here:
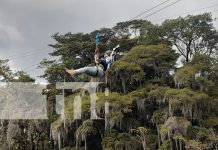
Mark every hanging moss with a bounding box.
[149,86,169,105]
[152,108,168,125]
[127,87,151,114]
[160,127,169,142]
[174,65,198,88]
[102,131,139,150]
[208,86,218,97]
[174,53,215,90]
[164,88,209,117]
[75,120,98,150]
[127,87,149,99]
[195,77,214,92]
[187,126,210,139]
[107,44,178,93]
[186,140,208,150]
[102,130,118,149]
[162,117,191,136]
[64,93,91,120]
[159,140,170,150]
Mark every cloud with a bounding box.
[0,21,23,44]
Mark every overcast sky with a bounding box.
[0,0,218,83]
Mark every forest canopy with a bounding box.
[1,13,218,150]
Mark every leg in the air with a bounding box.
[84,66,104,77]
[65,67,88,76]
[66,66,104,77]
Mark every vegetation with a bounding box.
[0,13,218,150]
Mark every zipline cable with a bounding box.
[3,47,48,59]
[23,44,94,73]
[24,0,182,73]
[10,50,50,60]
[142,0,182,20]
[101,0,182,39]
[130,0,171,21]
[151,3,218,22]
[22,62,41,72]
[25,0,218,74]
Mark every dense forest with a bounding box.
[1,13,218,150]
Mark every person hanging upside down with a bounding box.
[65,49,115,78]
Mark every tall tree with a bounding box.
[162,13,218,62]
[108,44,179,92]
[0,59,14,82]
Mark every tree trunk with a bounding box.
[179,139,182,150]
[157,125,161,149]
[142,142,146,150]
[121,77,126,93]
[175,139,178,150]
[168,131,173,150]
[85,138,87,150]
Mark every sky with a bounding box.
[0,0,218,83]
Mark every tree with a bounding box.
[49,32,94,69]
[113,20,151,38]
[0,59,14,82]
[108,44,179,92]
[174,53,215,91]
[20,14,218,150]
[162,13,218,62]
[131,127,148,150]
[13,71,35,82]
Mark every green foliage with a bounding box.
[152,109,168,125]
[113,20,150,38]
[149,86,169,104]
[0,59,34,82]
[208,86,218,97]
[174,53,215,91]
[140,23,168,45]
[165,88,209,116]
[64,92,92,120]
[202,117,218,128]
[4,13,217,150]
[13,71,35,82]
[107,44,178,93]
[39,59,67,83]
[187,139,208,150]
[159,140,170,150]
[102,130,140,150]
[0,59,13,81]
[162,13,218,62]
[174,65,198,88]
[112,44,178,79]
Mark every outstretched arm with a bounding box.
[109,45,120,62]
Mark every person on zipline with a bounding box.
[65,49,115,77]
[65,32,119,78]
